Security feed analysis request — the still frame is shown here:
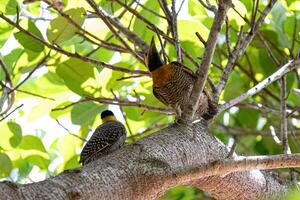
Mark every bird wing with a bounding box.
[153,88,169,105]
[171,61,196,78]
[79,122,126,164]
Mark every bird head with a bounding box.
[144,37,163,72]
[101,110,117,122]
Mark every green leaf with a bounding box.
[7,122,22,148]
[58,134,79,172]
[24,155,50,170]
[223,70,246,101]
[17,136,50,169]
[286,190,300,200]
[178,20,209,44]
[56,58,97,95]
[132,0,164,43]
[18,135,47,153]
[14,20,44,52]
[47,8,86,44]
[15,160,32,179]
[0,19,14,46]
[71,101,107,125]
[0,122,22,150]
[64,155,80,170]
[0,152,12,178]
[188,0,206,17]
[236,108,259,129]
[0,0,18,15]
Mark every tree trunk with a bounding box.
[0,122,288,200]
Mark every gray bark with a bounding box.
[0,122,288,200]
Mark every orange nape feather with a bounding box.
[150,64,174,87]
[102,115,117,122]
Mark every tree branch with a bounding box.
[219,58,300,112]
[215,0,278,101]
[0,123,289,200]
[85,96,175,115]
[181,0,232,123]
[0,13,149,76]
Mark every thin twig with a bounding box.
[287,105,300,118]
[9,53,50,94]
[225,17,231,55]
[56,119,87,142]
[0,104,23,121]
[280,76,290,153]
[133,0,166,19]
[215,0,278,102]
[181,0,232,123]
[85,96,175,115]
[51,99,89,112]
[171,0,182,62]
[195,32,207,47]
[219,55,300,113]
[154,27,168,64]
[0,13,149,76]
[111,90,135,142]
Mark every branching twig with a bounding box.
[56,119,87,142]
[9,53,50,94]
[110,90,135,142]
[86,0,147,55]
[85,96,175,115]
[0,104,23,121]
[171,0,182,62]
[0,13,149,76]
[51,99,89,112]
[215,0,278,101]
[181,0,232,123]
[219,58,300,112]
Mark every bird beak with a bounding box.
[146,37,163,71]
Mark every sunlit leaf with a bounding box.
[56,58,98,96]
[71,101,107,125]
[14,20,44,52]
[0,152,12,178]
[7,122,22,148]
[47,8,86,44]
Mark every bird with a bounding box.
[144,37,217,120]
[79,110,127,165]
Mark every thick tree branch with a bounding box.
[176,153,300,181]
[180,0,232,123]
[0,123,289,200]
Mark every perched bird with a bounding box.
[79,110,126,165]
[144,38,217,120]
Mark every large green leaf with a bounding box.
[18,135,47,153]
[7,122,22,148]
[0,153,12,178]
[56,58,97,95]
[236,108,259,129]
[0,0,18,15]
[47,8,86,44]
[14,20,44,52]
[0,19,13,46]
[0,122,22,150]
[71,101,107,125]
[132,0,165,43]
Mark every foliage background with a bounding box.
[0,0,299,199]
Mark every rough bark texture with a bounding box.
[0,122,288,200]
